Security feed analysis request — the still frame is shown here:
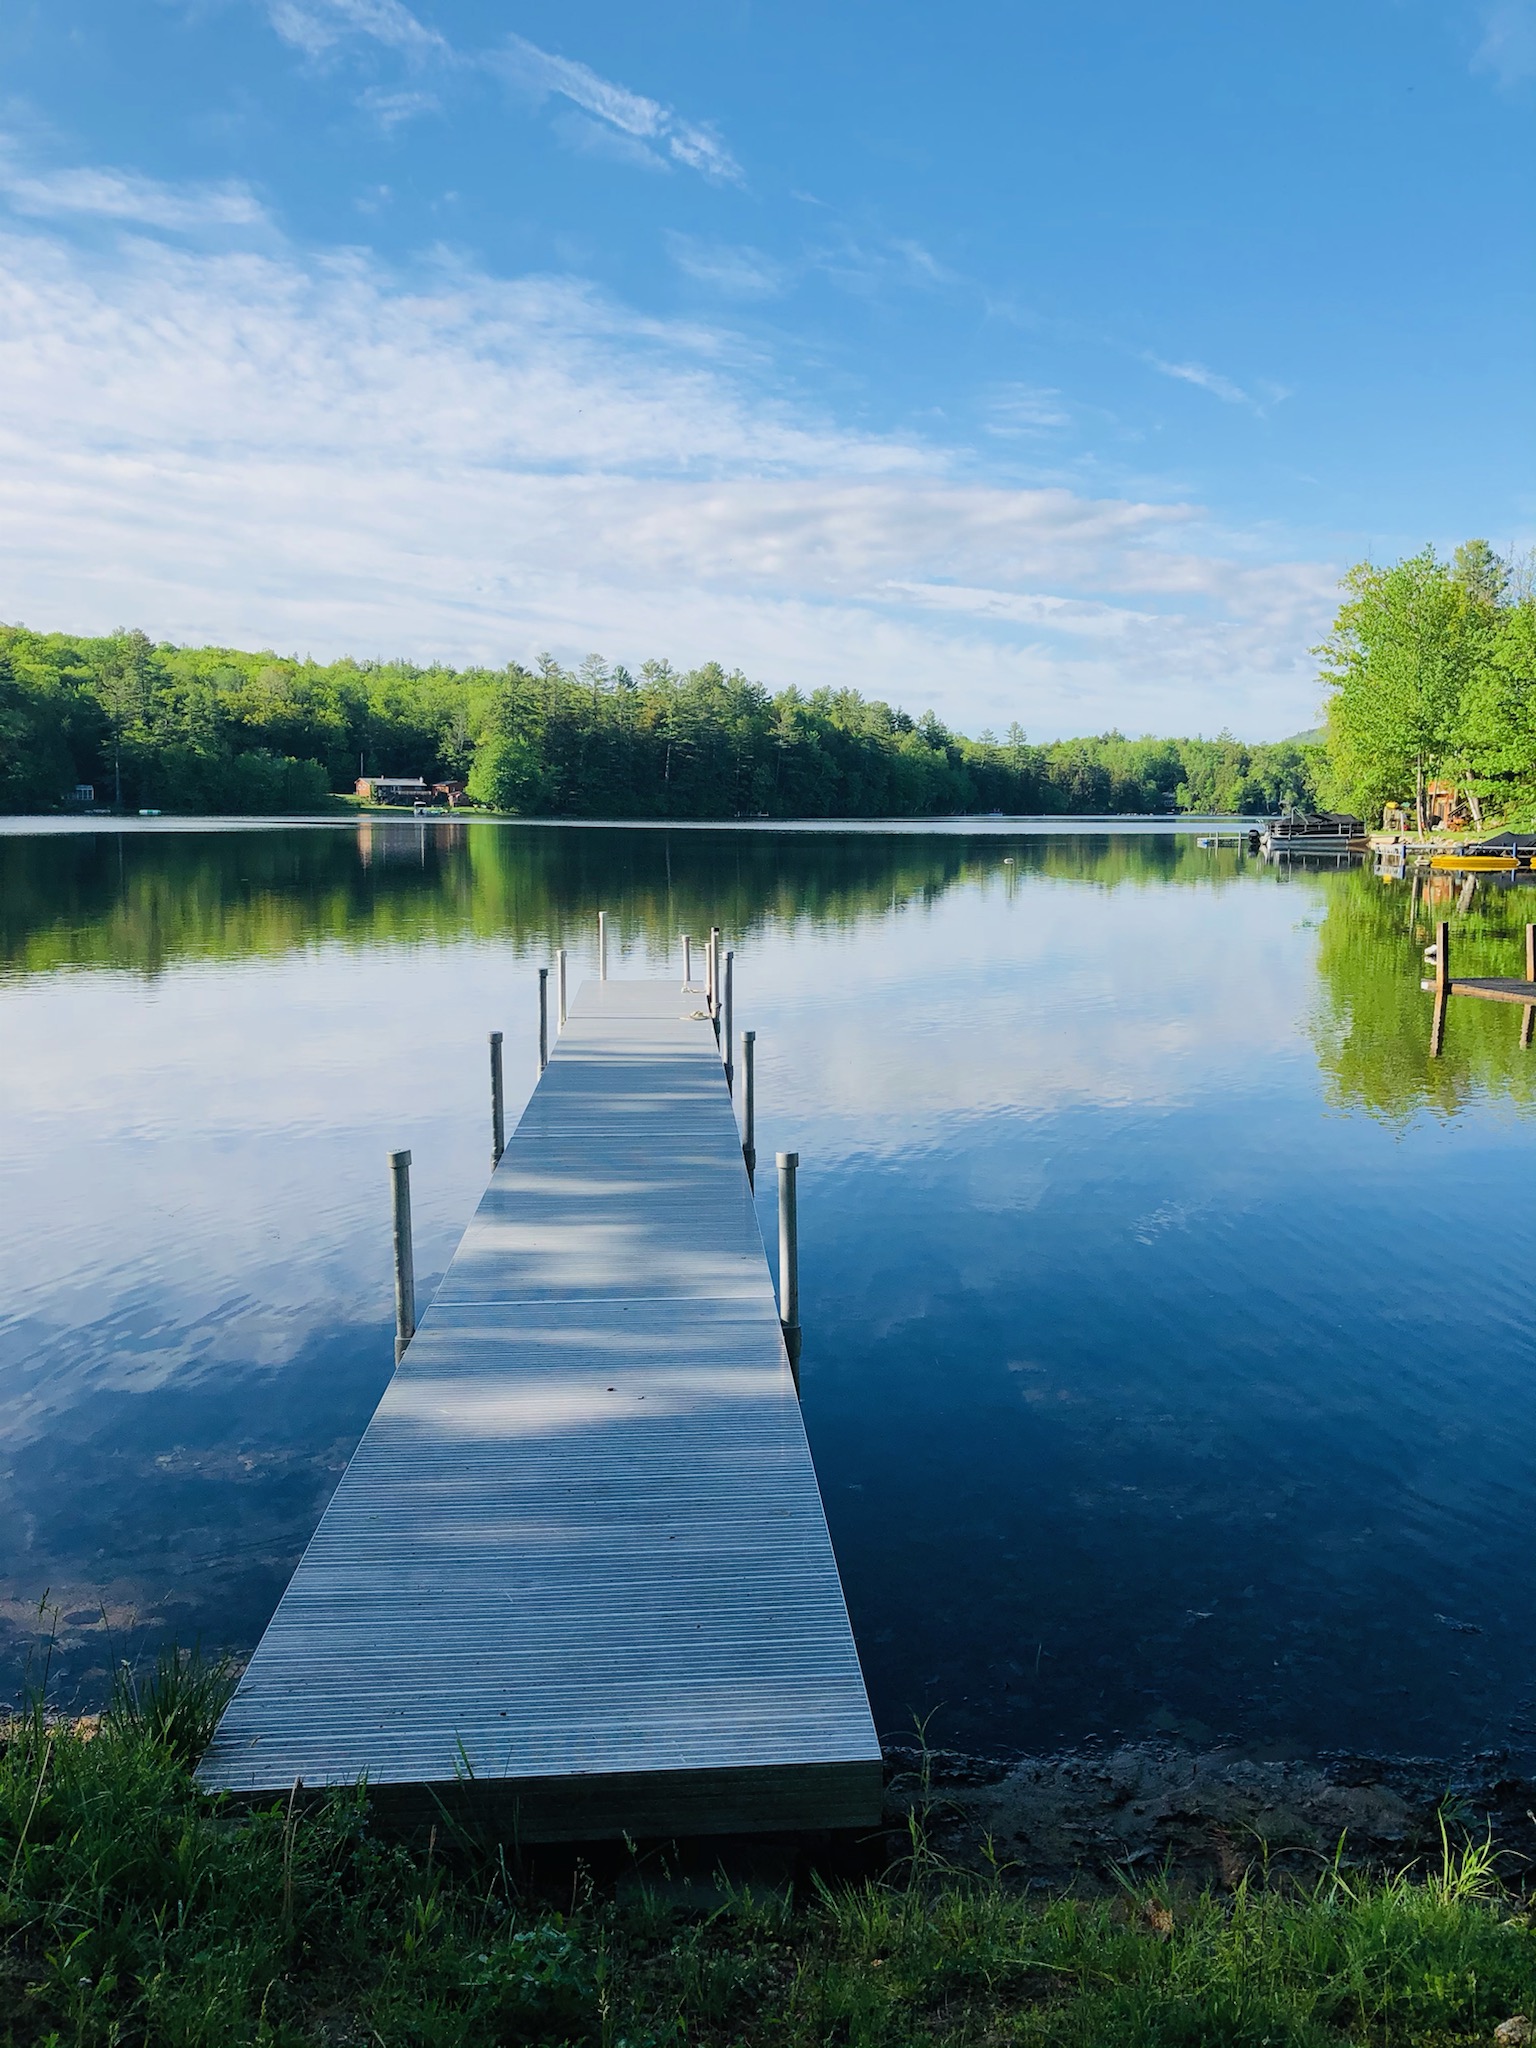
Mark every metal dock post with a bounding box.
[742,1029,756,1186]
[389,1148,415,1364]
[489,1031,505,1166]
[723,950,734,1092]
[777,1150,801,1387]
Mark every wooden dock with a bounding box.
[197,978,882,1840]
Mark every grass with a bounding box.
[3,1660,1536,2046]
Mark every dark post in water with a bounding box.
[777,1149,801,1388]
[1430,919,1450,1058]
[742,1029,756,1187]
[538,967,549,1072]
[490,1031,505,1166]
[389,1148,415,1365]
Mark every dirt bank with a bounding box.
[883,1741,1536,1891]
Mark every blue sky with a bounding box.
[0,0,1531,737]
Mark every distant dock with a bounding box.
[198,976,881,1840]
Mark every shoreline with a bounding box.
[884,1740,1536,1888]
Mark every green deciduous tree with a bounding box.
[1319,549,1474,829]
[1319,542,1536,831]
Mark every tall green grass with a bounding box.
[2,1659,1534,2045]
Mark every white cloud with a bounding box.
[0,217,1336,738]
[667,234,788,299]
[358,86,441,129]
[265,0,446,59]
[488,33,742,183]
[255,6,741,184]
[1145,355,1291,418]
[986,384,1072,436]
[0,147,267,232]
[809,230,953,297]
[1473,0,1536,83]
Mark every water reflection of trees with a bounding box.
[1,824,1251,978]
[1310,863,1536,1122]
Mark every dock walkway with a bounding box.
[198,979,882,1839]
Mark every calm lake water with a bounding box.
[3,817,1536,1765]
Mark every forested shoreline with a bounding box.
[0,624,1318,819]
[8,539,1527,827]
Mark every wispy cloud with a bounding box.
[667,234,788,299]
[986,384,1072,436]
[265,0,446,59]
[256,5,740,184]
[1472,0,1536,84]
[808,230,953,297]
[487,33,741,183]
[1146,354,1289,416]
[0,146,266,231]
[357,85,440,129]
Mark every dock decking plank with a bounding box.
[197,979,882,1839]
[1448,977,1536,1005]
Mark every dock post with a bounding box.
[538,968,549,1072]
[723,950,735,1093]
[682,934,693,989]
[777,1150,802,1388]
[557,948,568,1030]
[709,928,721,1038]
[389,1149,415,1365]
[1429,920,1450,1059]
[1524,927,1535,1050]
[489,1031,505,1166]
[742,1030,756,1186]
[598,911,608,982]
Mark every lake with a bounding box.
[3,816,1535,1767]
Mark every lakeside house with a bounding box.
[355,776,432,805]
[355,777,469,808]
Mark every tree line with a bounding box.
[1319,540,1536,831]
[0,624,1319,819]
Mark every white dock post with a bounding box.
[708,927,721,1036]
[389,1149,415,1365]
[777,1150,801,1386]
[682,933,692,989]
[742,1029,756,1186]
[538,968,549,1071]
[557,948,568,1030]
[489,1031,505,1167]
[598,911,608,982]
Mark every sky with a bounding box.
[0,1,1531,739]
